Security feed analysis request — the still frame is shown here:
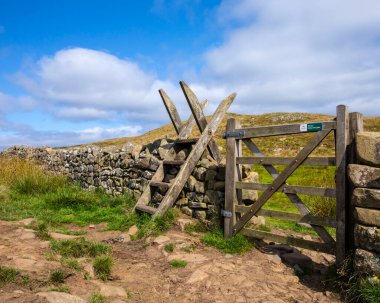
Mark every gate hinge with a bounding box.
[223,130,245,139]
[221,209,232,218]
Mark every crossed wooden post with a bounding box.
[134,81,236,217]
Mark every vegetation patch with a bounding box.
[170,259,188,268]
[164,243,174,253]
[184,222,208,235]
[50,238,111,258]
[49,269,69,284]
[88,293,106,303]
[201,229,253,254]
[60,258,82,271]
[93,256,113,281]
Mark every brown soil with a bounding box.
[0,218,342,303]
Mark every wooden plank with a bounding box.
[224,118,237,238]
[154,92,236,218]
[235,121,336,139]
[177,99,208,140]
[233,129,332,235]
[235,182,336,197]
[135,204,157,215]
[159,89,182,134]
[175,138,198,145]
[241,139,335,244]
[235,206,337,228]
[163,160,185,166]
[133,164,165,210]
[236,156,336,166]
[150,181,171,190]
[335,105,350,265]
[241,228,335,254]
[180,81,222,163]
[346,112,364,255]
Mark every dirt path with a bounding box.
[0,218,341,303]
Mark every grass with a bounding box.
[201,229,253,254]
[184,222,208,235]
[164,243,174,253]
[170,259,188,268]
[60,258,82,271]
[93,256,113,281]
[33,222,52,240]
[50,238,111,258]
[0,266,20,287]
[49,285,71,293]
[49,269,68,284]
[88,293,106,303]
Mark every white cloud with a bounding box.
[55,107,111,121]
[199,0,380,115]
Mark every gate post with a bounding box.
[224,118,237,237]
[346,112,363,253]
[335,105,349,265]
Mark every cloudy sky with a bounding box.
[0,0,379,149]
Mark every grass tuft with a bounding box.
[201,229,253,254]
[88,293,106,303]
[0,266,20,287]
[170,259,187,268]
[49,269,68,284]
[93,256,113,281]
[50,238,111,258]
[164,243,174,253]
[60,258,82,271]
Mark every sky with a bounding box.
[0,0,380,150]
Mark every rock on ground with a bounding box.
[354,248,380,276]
[37,292,85,303]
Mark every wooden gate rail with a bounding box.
[223,105,362,264]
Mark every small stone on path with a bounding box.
[186,270,209,284]
[128,225,138,236]
[153,235,170,245]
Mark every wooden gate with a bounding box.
[223,105,363,264]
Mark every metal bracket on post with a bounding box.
[221,209,232,218]
[223,130,245,139]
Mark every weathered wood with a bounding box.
[225,118,237,237]
[233,129,332,235]
[133,164,165,210]
[159,89,182,134]
[154,92,236,218]
[241,139,335,244]
[347,112,364,253]
[150,181,171,191]
[135,204,157,215]
[163,160,185,166]
[235,206,338,228]
[175,138,198,145]
[241,228,335,254]
[235,121,336,139]
[335,105,349,265]
[235,182,336,197]
[177,99,208,140]
[236,156,336,166]
[180,81,222,163]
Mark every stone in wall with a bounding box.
[354,248,380,276]
[348,164,380,189]
[355,225,380,253]
[352,188,380,209]
[242,171,259,205]
[354,208,380,227]
[356,132,380,167]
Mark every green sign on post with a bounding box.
[300,123,323,132]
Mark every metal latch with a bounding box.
[223,130,245,139]
[221,209,232,218]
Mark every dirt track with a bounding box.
[0,218,342,303]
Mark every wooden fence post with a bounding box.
[335,105,349,265]
[224,118,237,238]
[346,112,363,253]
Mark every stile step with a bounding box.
[150,181,171,190]
[174,138,198,145]
[135,204,157,215]
[163,160,185,166]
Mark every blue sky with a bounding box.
[1,0,379,149]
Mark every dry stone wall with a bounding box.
[348,132,380,276]
[1,138,227,222]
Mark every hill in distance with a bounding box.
[71,112,380,157]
